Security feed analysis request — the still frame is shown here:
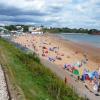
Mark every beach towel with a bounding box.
[48,57,55,62]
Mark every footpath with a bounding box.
[0,65,9,100]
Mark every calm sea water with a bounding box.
[58,33,100,48]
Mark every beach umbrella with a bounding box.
[73,69,79,75]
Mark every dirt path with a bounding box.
[41,58,100,100]
[0,65,9,100]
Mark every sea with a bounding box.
[58,33,100,48]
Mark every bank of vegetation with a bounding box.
[43,27,89,33]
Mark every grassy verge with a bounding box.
[0,38,83,100]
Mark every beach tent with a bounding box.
[87,72,93,79]
[81,74,90,81]
[83,69,88,75]
[85,74,90,80]
[92,71,99,79]
[73,61,82,67]
[73,69,79,75]
[87,71,99,79]
[81,75,85,81]
[78,68,83,76]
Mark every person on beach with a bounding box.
[98,67,100,79]
[65,76,67,84]
[97,82,100,92]
[77,75,80,80]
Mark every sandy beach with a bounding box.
[12,34,100,72]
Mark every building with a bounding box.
[29,26,43,34]
[0,27,9,34]
[16,25,23,32]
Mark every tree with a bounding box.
[23,25,29,32]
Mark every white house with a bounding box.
[16,26,23,32]
[0,27,9,34]
[29,26,43,34]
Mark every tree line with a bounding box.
[3,25,100,34]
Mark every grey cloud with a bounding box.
[0,4,48,16]
[48,6,63,13]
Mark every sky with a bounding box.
[0,0,100,29]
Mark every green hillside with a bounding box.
[0,38,83,100]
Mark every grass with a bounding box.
[0,38,84,100]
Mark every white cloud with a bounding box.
[0,0,100,29]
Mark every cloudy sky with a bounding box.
[0,0,100,29]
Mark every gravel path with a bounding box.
[41,58,100,100]
[0,65,9,100]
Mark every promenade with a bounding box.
[0,65,9,100]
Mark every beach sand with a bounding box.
[12,34,100,73]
